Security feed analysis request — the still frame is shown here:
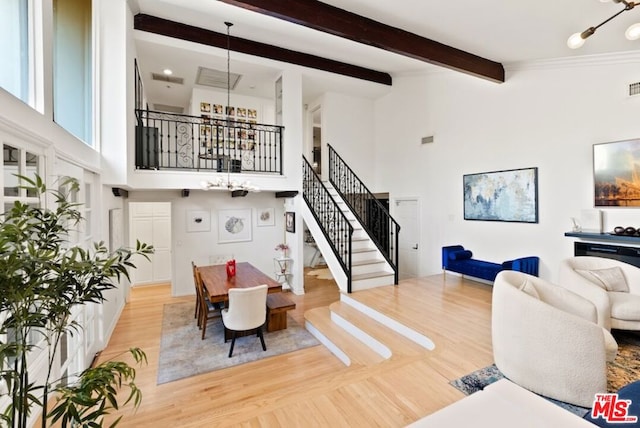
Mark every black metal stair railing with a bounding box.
[303,156,354,293]
[328,144,400,284]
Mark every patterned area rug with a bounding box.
[450,330,640,417]
[157,301,320,384]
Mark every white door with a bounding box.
[394,198,420,280]
[129,202,172,285]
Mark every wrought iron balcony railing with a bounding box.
[135,109,283,174]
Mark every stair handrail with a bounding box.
[328,144,400,284]
[302,156,354,293]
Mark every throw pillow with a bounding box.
[449,250,473,261]
[576,267,629,293]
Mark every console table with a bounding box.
[565,231,640,244]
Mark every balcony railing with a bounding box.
[135,109,283,174]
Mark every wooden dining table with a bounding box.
[198,261,282,304]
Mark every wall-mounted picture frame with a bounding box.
[257,208,275,227]
[285,211,296,233]
[463,167,538,223]
[186,210,210,233]
[594,139,640,207]
[218,208,252,243]
[200,102,211,113]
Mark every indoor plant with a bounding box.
[0,175,153,427]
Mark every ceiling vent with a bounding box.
[195,66,241,90]
[151,73,184,85]
[153,104,184,114]
[629,82,640,97]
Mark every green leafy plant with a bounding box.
[0,175,154,427]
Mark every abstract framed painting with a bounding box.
[463,167,538,223]
[594,139,640,207]
[218,209,252,243]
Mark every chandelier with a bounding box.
[200,21,259,197]
[568,0,640,49]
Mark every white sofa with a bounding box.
[492,270,617,407]
[559,256,640,331]
[406,379,595,428]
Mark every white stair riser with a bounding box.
[351,250,379,263]
[352,274,395,290]
[352,262,387,275]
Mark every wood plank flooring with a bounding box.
[99,271,494,427]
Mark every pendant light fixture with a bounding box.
[200,21,258,197]
[568,0,640,49]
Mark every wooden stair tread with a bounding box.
[329,301,428,357]
[352,271,394,281]
[305,307,385,366]
[352,248,377,254]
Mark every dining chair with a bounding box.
[191,261,201,325]
[221,284,268,357]
[195,268,222,340]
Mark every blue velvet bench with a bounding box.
[442,245,539,282]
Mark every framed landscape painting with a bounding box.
[463,167,538,223]
[594,139,640,207]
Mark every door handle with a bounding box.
[412,244,418,250]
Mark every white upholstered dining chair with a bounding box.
[221,284,268,358]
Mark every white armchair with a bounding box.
[559,256,640,331]
[221,284,268,358]
[492,270,617,407]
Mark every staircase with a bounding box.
[302,145,400,293]
[304,291,435,367]
[325,182,395,289]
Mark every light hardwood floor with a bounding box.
[99,272,494,427]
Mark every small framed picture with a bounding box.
[248,109,257,119]
[213,104,223,115]
[226,106,235,116]
[237,107,247,118]
[285,211,295,233]
[257,208,275,227]
[200,102,211,113]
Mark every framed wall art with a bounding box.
[463,167,538,223]
[257,208,275,227]
[594,139,640,207]
[285,211,296,233]
[218,208,252,243]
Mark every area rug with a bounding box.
[157,301,320,384]
[307,268,333,280]
[450,330,640,417]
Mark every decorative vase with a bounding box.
[226,259,236,278]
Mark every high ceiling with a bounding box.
[131,0,640,112]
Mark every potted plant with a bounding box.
[0,175,154,428]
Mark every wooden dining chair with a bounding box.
[221,284,268,357]
[191,261,201,325]
[195,268,222,340]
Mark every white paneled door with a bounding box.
[129,202,172,285]
[395,198,420,280]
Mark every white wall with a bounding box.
[321,92,376,183]
[127,189,288,296]
[374,54,640,281]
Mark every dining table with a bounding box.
[198,261,282,304]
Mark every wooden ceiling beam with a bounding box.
[219,0,505,83]
[134,14,392,86]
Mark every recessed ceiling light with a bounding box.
[163,69,173,76]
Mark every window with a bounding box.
[0,0,30,102]
[53,0,93,144]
